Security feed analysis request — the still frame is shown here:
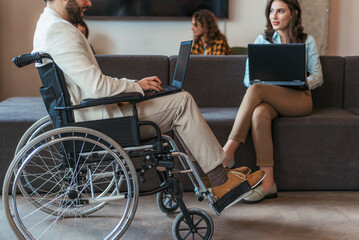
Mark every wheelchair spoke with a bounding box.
[164,196,171,207]
[27,171,71,206]
[22,191,68,220]
[194,217,204,227]
[32,200,78,238]
[21,164,64,188]
[20,164,70,195]
[6,127,139,239]
[181,229,191,239]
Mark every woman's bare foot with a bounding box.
[258,166,274,191]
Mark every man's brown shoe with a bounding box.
[245,170,266,189]
[211,170,266,213]
[201,166,251,189]
[211,171,247,199]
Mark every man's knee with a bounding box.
[176,90,195,105]
[180,90,193,99]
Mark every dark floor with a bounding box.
[1,191,359,240]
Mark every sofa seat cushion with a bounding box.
[199,107,257,168]
[199,107,238,143]
[0,97,47,121]
[0,97,48,191]
[346,108,359,115]
[0,97,43,106]
[273,108,359,190]
[200,107,237,121]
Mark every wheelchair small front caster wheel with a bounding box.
[156,182,182,214]
[172,208,214,240]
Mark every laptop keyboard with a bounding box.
[144,85,177,96]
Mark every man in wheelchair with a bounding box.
[35,0,265,211]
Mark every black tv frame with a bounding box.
[84,0,229,20]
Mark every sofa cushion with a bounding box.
[170,55,247,107]
[199,107,258,169]
[200,107,237,144]
[96,55,170,86]
[346,108,359,115]
[0,97,47,121]
[343,56,359,108]
[0,97,48,191]
[311,56,344,108]
[171,55,345,108]
[273,108,359,190]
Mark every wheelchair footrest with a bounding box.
[212,181,252,213]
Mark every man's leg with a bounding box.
[121,91,265,207]
[121,91,224,173]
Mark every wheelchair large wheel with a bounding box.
[15,115,53,155]
[172,208,214,240]
[2,127,139,240]
[14,116,123,214]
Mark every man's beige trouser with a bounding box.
[121,91,226,173]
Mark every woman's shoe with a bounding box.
[242,183,277,204]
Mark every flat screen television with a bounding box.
[85,0,229,19]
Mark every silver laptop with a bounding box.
[143,40,192,100]
[248,43,307,89]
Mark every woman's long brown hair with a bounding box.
[192,9,229,48]
[264,0,307,43]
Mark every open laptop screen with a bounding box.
[172,40,192,88]
[248,43,306,82]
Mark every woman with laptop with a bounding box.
[222,0,323,203]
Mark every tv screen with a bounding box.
[85,0,229,19]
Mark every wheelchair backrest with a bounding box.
[12,52,159,149]
[12,52,74,128]
[37,59,74,128]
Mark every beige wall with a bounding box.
[328,0,359,56]
[0,0,358,101]
[0,1,44,101]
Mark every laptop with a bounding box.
[142,40,192,100]
[248,43,307,89]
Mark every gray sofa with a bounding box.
[1,55,359,192]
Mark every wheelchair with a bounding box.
[2,52,252,240]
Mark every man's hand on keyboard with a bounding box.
[137,76,163,92]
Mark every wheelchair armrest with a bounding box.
[80,92,143,107]
[55,92,144,111]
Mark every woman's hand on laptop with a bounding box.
[137,76,163,92]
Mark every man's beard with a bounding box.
[66,0,83,24]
